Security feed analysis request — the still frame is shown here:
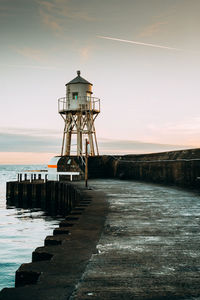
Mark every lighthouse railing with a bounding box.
[58,97,100,113]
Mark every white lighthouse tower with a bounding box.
[58,71,100,156]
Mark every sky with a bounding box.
[0,0,200,164]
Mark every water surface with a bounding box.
[0,165,61,291]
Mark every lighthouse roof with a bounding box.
[66,70,92,86]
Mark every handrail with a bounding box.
[58,96,100,113]
[17,171,80,182]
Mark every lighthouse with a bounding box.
[58,71,100,156]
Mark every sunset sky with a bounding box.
[0,0,200,163]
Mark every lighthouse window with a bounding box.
[72,92,78,100]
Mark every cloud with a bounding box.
[0,152,56,164]
[48,0,96,21]
[13,47,46,63]
[38,0,55,11]
[37,0,65,35]
[37,0,96,35]
[0,130,61,153]
[42,12,62,32]
[98,138,194,155]
[0,127,60,137]
[38,2,63,34]
[0,126,195,157]
[150,117,200,132]
[0,11,13,17]
[0,63,58,70]
[146,117,200,147]
[139,22,168,38]
[79,45,94,62]
[0,127,62,153]
[0,1,35,17]
[0,3,19,17]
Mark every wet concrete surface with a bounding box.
[71,179,200,300]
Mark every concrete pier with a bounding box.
[1,179,200,299]
[71,180,200,299]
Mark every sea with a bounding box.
[0,165,63,291]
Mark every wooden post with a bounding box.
[85,138,88,187]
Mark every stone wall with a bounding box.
[114,158,200,188]
[85,149,200,188]
[55,148,200,188]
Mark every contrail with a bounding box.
[97,35,183,51]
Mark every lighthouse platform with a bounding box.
[58,96,100,115]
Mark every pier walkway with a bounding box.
[71,179,200,299]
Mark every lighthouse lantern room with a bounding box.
[58,71,100,156]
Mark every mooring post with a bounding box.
[22,183,28,207]
[85,138,88,187]
[31,184,37,208]
[15,183,23,207]
[40,182,47,210]
[6,182,15,206]
[66,184,71,213]
[45,174,48,183]
[57,182,62,215]
[46,181,58,215]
